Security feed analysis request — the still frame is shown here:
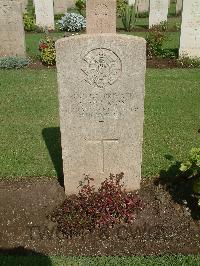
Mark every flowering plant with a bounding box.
[39,35,56,66]
[52,173,144,237]
[58,12,86,32]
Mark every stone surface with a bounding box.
[149,0,168,28]
[0,0,26,57]
[176,0,182,14]
[86,0,116,34]
[54,0,75,14]
[35,0,54,30]
[128,0,136,5]
[54,0,67,14]
[16,0,28,12]
[179,0,200,58]
[56,34,146,195]
[136,0,149,13]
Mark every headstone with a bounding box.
[0,0,26,57]
[54,0,68,15]
[35,0,55,30]
[128,0,136,5]
[56,34,146,195]
[176,0,182,15]
[16,0,28,12]
[149,0,168,28]
[86,0,116,34]
[179,0,200,58]
[136,0,149,13]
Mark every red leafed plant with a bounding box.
[52,173,144,237]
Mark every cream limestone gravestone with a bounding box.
[0,0,26,57]
[86,0,116,34]
[136,0,149,13]
[149,0,168,28]
[54,0,68,15]
[128,0,136,5]
[54,0,75,14]
[35,0,55,30]
[176,0,182,15]
[56,34,146,195]
[179,0,200,58]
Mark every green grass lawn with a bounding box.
[1,255,200,266]
[1,68,199,179]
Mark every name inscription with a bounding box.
[69,92,139,119]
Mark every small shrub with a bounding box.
[0,57,29,69]
[121,4,136,32]
[58,12,86,32]
[54,14,65,20]
[180,148,200,207]
[147,22,175,58]
[117,0,129,17]
[39,35,56,66]
[178,56,200,68]
[75,0,86,16]
[52,173,144,237]
[23,13,36,32]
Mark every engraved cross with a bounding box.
[87,138,119,173]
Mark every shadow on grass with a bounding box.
[0,246,52,265]
[155,155,200,220]
[42,127,64,187]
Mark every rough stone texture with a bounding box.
[136,0,149,13]
[128,0,136,5]
[176,0,182,15]
[86,0,116,34]
[149,0,168,28]
[15,0,28,12]
[0,0,26,57]
[54,0,75,14]
[179,0,200,58]
[35,0,55,30]
[56,34,146,195]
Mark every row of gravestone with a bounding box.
[0,0,199,59]
[0,0,199,195]
[129,0,182,15]
[16,0,75,14]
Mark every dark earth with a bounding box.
[0,177,199,256]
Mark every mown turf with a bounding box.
[0,69,199,179]
[0,255,200,266]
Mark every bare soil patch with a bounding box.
[0,177,199,256]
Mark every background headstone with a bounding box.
[35,0,55,30]
[86,0,116,34]
[136,0,149,13]
[56,34,146,195]
[176,0,182,15]
[149,0,168,28]
[128,0,136,5]
[0,0,26,57]
[179,0,200,58]
[54,0,67,14]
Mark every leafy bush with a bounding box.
[54,14,65,20]
[75,0,86,16]
[23,14,36,32]
[117,0,128,17]
[121,4,136,31]
[39,35,56,66]
[147,22,175,58]
[178,56,200,68]
[0,57,29,69]
[180,148,200,207]
[58,13,86,32]
[52,173,144,237]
